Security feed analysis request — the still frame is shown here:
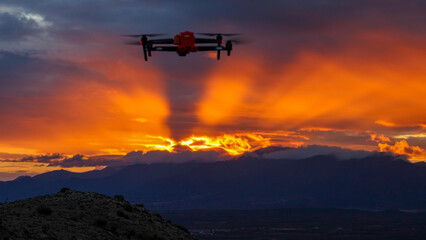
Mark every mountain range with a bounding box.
[1,150,425,210]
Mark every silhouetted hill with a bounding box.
[0,189,195,240]
[1,154,425,210]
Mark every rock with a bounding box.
[0,190,196,240]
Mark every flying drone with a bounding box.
[123,31,242,61]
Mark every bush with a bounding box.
[124,203,133,212]
[42,224,49,233]
[135,203,144,208]
[36,205,52,215]
[117,210,129,219]
[94,218,107,228]
[114,195,125,201]
[59,187,70,193]
[110,223,118,234]
[127,229,136,237]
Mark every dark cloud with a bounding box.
[0,148,229,167]
[0,145,386,168]
[0,51,94,97]
[0,12,39,41]
[20,153,63,163]
[45,152,141,168]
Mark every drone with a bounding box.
[123,31,242,61]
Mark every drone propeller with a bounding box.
[226,38,248,44]
[122,40,142,45]
[196,33,241,37]
[122,34,165,38]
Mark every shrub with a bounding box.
[110,223,118,234]
[114,195,125,201]
[36,205,52,215]
[42,224,49,233]
[117,210,129,219]
[135,203,144,208]
[59,187,70,193]
[124,203,133,212]
[94,218,107,228]
[127,230,136,237]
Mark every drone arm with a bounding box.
[195,38,218,44]
[196,46,228,51]
[149,46,178,51]
[148,39,174,44]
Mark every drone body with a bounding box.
[124,31,241,61]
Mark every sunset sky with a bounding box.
[0,0,425,180]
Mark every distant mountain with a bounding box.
[0,189,195,239]
[1,154,425,210]
[415,161,426,167]
[252,146,291,156]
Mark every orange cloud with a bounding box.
[197,59,261,125]
[375,120,396,127]
[0,55,172,156]
[196,36,426,132]
[180,134,263,155]
[378,140,424,161]
[138,136,176,152]
[370,134,390,143]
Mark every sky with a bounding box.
[0,0,425,180]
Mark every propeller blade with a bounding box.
[227,37,250,44]
[196,33,216,36]
[197,33,241,37]
[123,40,142,45]
[122,34,165,38]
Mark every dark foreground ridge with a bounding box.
[0,189,195,240]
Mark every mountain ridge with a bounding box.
[1,154,425,210]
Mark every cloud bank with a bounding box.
[1,145,403,169]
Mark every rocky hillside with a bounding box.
[0,189,196,240]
